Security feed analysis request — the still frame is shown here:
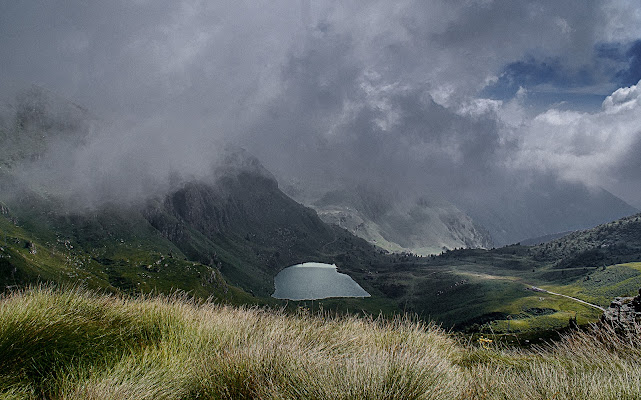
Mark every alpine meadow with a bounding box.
[3,1,641,399]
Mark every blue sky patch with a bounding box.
[482,57,596,100]
[615,40,641,87]
[483,40,641,109]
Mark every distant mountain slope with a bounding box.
[0,89,386,299]
[458,177,638,246]
[144,157,383,295]
[520,231,573,246]
[288,173,637,255]
[346,211,641,330]
[0,148,385,298]
[531,212,641,269]
[0,85,93,170]
[311,186,493,255]
[0,195,254,303]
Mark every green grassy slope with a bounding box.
[4,178,641,335]
[144,171,388,296]
[0,164,391,310]
[0,197,257,305]
[3,287,641,399]
[544,262,641,306]
[348,214,641,333]
[531,213,641,268]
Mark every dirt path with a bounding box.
[453,270,607,312]
[529,286,605,311]
[321,235,338,252]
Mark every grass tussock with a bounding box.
[1,287,641,399]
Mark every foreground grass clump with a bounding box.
[459,324,641,399]
[2,287,641,399]
[0,287,460,399]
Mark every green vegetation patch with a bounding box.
[3,287,641,399]
[545,262,641,307]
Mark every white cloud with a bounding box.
[456,98,503,118]
[555,17,573,35]
[510,79,641,200]
[602,80,641,113]
[600,0,641,42]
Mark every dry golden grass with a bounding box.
[1,287,641,399]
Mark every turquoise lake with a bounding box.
[272,262,371,300]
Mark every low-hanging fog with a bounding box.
[2,1,641,239]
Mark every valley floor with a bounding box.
[2,287,641,400]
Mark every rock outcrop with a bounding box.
[601,289,641,326]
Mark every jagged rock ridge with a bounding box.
[312,186,493,255]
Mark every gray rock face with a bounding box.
[601,289,641,327]
[311,187,493,256]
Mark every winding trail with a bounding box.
[457,271,607,312]
[529,286,605,311]
[320,233,339,252]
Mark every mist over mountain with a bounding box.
[2,2,641,251]
[0,86,228,211]
[306,186,492,255]
[3,85,641,339]
[0,86,94,171]
[0,86,636,254]
[456,174,639,246]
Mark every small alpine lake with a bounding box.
[272,262,371,300]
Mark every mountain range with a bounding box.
[310,186,493,255]
[1,88,641,335]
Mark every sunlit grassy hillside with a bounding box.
[2,287,641,399]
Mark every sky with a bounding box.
[1,0,641,209]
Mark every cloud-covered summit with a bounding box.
[1,1,641,215]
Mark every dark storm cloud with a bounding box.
[242,28,504,200]
[2,1,641,208]
[0,0,300,125]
